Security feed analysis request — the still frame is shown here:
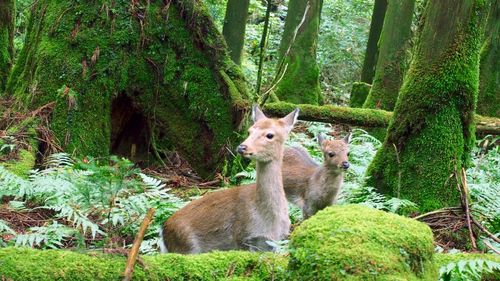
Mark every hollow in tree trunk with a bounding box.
[366,0,490,211]
[6,0,250,179]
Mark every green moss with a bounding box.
[366,0,489,211]
[0,0,15,93]
[349,82,371,108]
[0,247,287,281]
[2,148,36,177]
[6,1,250,178]
[287,205,437,280]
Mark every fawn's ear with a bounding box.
[281,108,300,133]
[317,133,326,146]
[252,104,267,123]
[343,133,352,144]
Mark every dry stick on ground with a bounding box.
[483,239,500,255]
[457,167,477,250]
[122,208,156,281]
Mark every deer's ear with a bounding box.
[281,108,300,133]
[252,104,267,123]
[317,133,326,146]
[343,133,352,144]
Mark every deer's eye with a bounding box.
[266,133,274,139]
[328,152,335,157]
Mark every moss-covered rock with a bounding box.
[0,247,287,281]
[287,205,437,280]
[6,0,250,178]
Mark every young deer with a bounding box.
[160,105,299,254]
[282,133,351,219]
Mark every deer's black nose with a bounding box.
[237,145,247,154]
[342,161,350,169]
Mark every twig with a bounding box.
[255,0,273,97]
[122,208,156,281]
[457,167,477,250]
[198,179,220,187]
[413,207,462,220]
[482,239,500,255]
[472,217,500,244]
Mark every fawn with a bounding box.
[282,133,351,219]
[160,105,299,254]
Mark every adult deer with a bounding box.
[160,105,299,253]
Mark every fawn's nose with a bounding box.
[237,144,247,154]
[342,161,350,169]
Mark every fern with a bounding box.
[0,219,15,235]
[15,221,80,249]
[439,259,500,281]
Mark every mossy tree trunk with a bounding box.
[477,0,499,117]
[222,0,250,65]
[275,0,323,105]
[0,0,15,92]
[6,0,250,178]
[362,0,415,110]
[366,0,490,211]
[360,0,387,84]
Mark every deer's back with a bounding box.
[282,147,318,206]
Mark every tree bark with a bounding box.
[477,0,499,117]
[362,0,415,110]
[5,0,250,178]
[360,0,387,84]
[275,0,323,105]
[365,0,490,211]
[0,0,15,92]
[262,102,500,135]
[222,0,250,65]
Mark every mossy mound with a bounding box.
[287,205,437,280]
[0,247,287,281]
[6,0,250,178]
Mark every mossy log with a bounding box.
[263,102,500,135]
[5,0,250,178]
[0,0,15,92]
[275,0,323,105]
[0,248,287,281]
[366,0,490,211]
[288,205,437,280]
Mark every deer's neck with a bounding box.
[255,155,288,218]
[313,165,344,193]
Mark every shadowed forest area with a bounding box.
[0,0,499,280]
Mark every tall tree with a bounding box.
[0,0,15,92]
[366,0,490,211]
[477,0,499,117]
[222,0,250,65]
[5,0,250,178]
[362,0,415,110]
[275,0,323,105]
[360,0,387,84]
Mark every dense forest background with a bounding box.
[0,0,499,280]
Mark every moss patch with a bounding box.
[287,205,437,280]
[349,82,371,108]
[0,247,287,281]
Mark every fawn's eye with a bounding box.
[266,133,274,139]
[328,152,336,157]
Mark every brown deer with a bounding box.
[282,133,351,219]
[159,105,299,254]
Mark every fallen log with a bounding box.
[263,102,500,135]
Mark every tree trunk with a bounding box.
[0,0,15,92]
[477,0,499,117]
[222,0,250,65]
[365,0,490,211]
[362,0,415,110]
[360,0,387,84]
[6,0,250,179]
[275,0,323,105]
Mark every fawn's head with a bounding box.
[318,133,351,171]
[237,105,299,162]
